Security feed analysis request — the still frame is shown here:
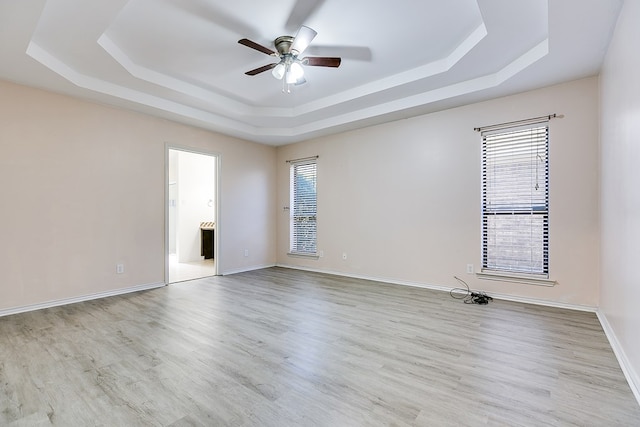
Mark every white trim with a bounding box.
[274,265,635,406]
[275,263,455,294]
[477,271,556,287]
[3,266,635,407]
[221,263,277,276]
[275,264,595,313]
[287,252,320,260]
[165,145,221,282]
[0,282,165,318]
[485,291,596,312]
[597,310,640,406]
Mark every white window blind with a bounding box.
[482,122,549,276]
[290,159,317,255]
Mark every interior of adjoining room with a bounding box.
[167,148,218,283]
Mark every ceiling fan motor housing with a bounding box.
[274,36,295,55]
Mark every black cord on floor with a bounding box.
[450,276,493,305]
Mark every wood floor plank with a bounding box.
[0,267,639,426]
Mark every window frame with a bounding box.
[480,121,550,280]
[288,158,318,257]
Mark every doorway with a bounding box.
[166,147,219,283]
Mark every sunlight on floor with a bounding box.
[169,254,215,283]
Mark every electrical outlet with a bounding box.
[116,264,125,274]
[342,252,347,260]
[244,249,249,257]
[466,264,474,274]
[319,250,324,258]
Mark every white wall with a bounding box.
[277,77,600,307]
[176,150,215,263]
[599,0,640,399]
[0,80,276,311]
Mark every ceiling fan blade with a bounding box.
[285,0,325,33]
[245,63,277,76]
[306,45,372,61]
[302,57,342,67]
[238,38,276,56]
[290,26,317,55]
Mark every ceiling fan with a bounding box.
[238,26,341,92]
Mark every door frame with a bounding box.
[165,143,221,283]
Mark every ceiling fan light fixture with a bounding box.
[272,63,286,80]
[285,71,297,85]
[286,61,304,84]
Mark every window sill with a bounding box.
[287,252,319,260]
[477,271,556,287]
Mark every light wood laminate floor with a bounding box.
[1,267,638,426]
[168,255,215,283]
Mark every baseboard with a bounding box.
[221,263,277,276]
[0,282,165,318]
[484,291,597,312]
[277,264,640,404]
[275,263,454,292]
[597,310,640,406]
[3,266,636,407]
[275,263,597,312]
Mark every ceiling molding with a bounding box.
[1,0,622,145]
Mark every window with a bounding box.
[481,122,549,277]
[289,159,317,255]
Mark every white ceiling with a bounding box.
[0,0,622,145]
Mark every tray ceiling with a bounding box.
[0,0,623,145]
